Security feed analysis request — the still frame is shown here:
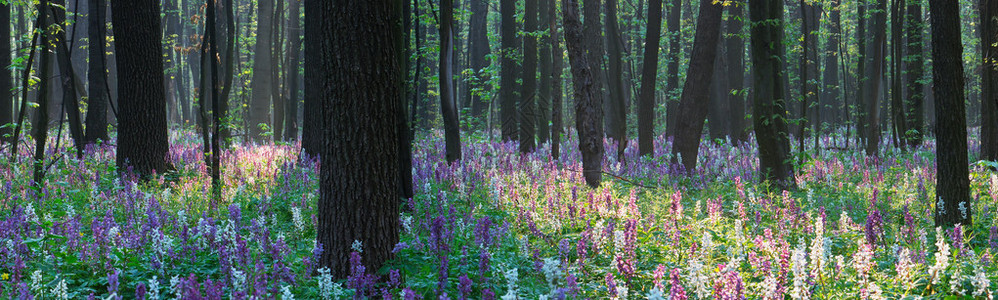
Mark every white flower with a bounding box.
[758,274,779,299]
[687,258,710,298]
[170,275,182,299]
[178,210,187,226]
[896,248,916,290]
[952,268,965,296]
[809,217,826,279]
[281,285,295,300]
[970,267,991,297]
[839,211,852,231]
[864,282,884,300]
[937,197,946,215]
[317,267,335,300]
[148,276,161,300]
[52,278,68,300]
[352,240,363,253]
[929,227,951,284]
[152,230,174,257]
[613,230,625,251]
[25,203,38,224]
[700,231,713,253]
[791,242,810,300]
[30,270,43,291]
[958,202,968,220]
[504,267,519,296]
[542,257,562,288]
[614,284,629,300]
[647,287,665,300]
[232,268,247,292]
[291,207,305,234]
[401,214,413,233]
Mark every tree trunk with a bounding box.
[249,0,274,142]
[51,1,86,159]
[500,0,518,141]
[272,0,285,142]
[664,0,680,138]
[316,0,403,280]
[930,0,971,228]
[33,0,53,184]
[822,0,840,132]
[284,0,301,141]
[84,0,109,145]
[605,0,627,159]
[727,3,746,143]
[440,0,462,162]
[863,0,886,157]
[550,0,564,159]
[537,0,552,144]
[981,0,998,161]
[521,0,539,152]
[750,0,794,190]
[889,0,907,150]
[707,39,727,141]
[111,0,172,177]
[670,0,723,174]
[563,0,603,188]
[801,0,820,154]
[583,0,608,151]
[301,0,322,157]
[467,0,489,120]
[0,1,11,143]
[637,0,662,156]
[905,0,924,147]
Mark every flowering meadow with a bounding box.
[1,130,997,299]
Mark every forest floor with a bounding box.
[0,129,996,299]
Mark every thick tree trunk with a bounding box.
[284,0,301,141]
[822,0,840,131]
[500,0,518,141]
[664,0,680,138]
[981,0,998,161]
[583,0,608,151]
[33,0,53,184]
[111,0,172,177]
[707,39,727,140]
[863,0,886,156]
[563,0,603,188]
[249,0,274,142]
[301,0,322,157]
[440,0,462,162]
[521,0,539,152]
[467,0,489,120]
[0,2,11,143]
[750,0,794,190]
[272,0,285,142]
[889,0,907,150]
[605,0,627,159]
[84,0,110,145]
[930,0,971,228]
[316,0,403,280]
[905,0,924,147]
[537,0,552,144]
[550,0,564,159]
[727,3,746,143]
[801,0,820,154]
[670,0,723,174]
[637,0,662,156]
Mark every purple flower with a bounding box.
[458,274,473,300]
[865,209,883,247]
[108,269,120,295]
[653,264,667,289]
[989,226,997,251]
[474,217,493,248]
[669,268,688,300]
[135,283,147,300]
[481,288,495,300]
[478,249,491,282]
[606,272,617,297]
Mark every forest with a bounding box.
[0,0,997,298]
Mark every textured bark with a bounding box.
[800,0,820,153]
[605,0,627,159]
[440,0,462,162]
[111,0,171,177]
[726,3,746,143]
[33,0,53,184]
[84,0,109,145]
[670,0,723,173]
[930,0,971,228]
[301,0,323,157]
[563,0,603,188]
[316,0,403,279]
[0,2,11,143]
[467,0,489,120]
[905,0,924,146]
[583,0,607,150]
[707,39,727,141]
[856,3,867,142]
[981,0,998,161]
[664,0,680,138]
[285,0,301,141]
[249,0,275,142]
[500,0,518,141]
[521,0,539,152]
[889,0,907,150]
[863,0,886,156]
[537,0,552,144]
[637,0,662,156]
[51,2,85,158]
[822,0,841,129]
[750,0,794,190]
[272,0,285,142]
[550,0,564,160]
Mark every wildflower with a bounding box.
[862,282,884,300]
[854,239,874,282]
[52,279,68,300]
[231,268,247,292]
[687,258,710,298]
[951,267,964,296]
[1,273,8,281]
[896,248,915,290]
[291,207,305,234]
[317,267,335,299]
[758,274,779,299]
[809,217,827,279]
[929,227,951,284]
[700,231,714,253]
[502,268,518,299]
[281,285,295,300]
[458,274,473,299]
[670,268,688,300]
[790,243,810,300]
[30,270,42,292]
[542,257,562,288]
[352,240,364,253]
[970,267,991,297]
[647,287,665,300]
[147,276,160,300]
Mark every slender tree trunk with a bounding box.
[563,0,603,188]
[0,1,12,143]
[50,2,85,159]
[750,0,794,190]
[538,0,552,144]
[664,0,680,138]
[727,3,746,143]
[637,0,662,156]
[707,38,728,140]
[930,0,971,228]
[863,0,886,157]
[249,0,274,142]
[605,0,627,159]
[889,0,908,150]
[33,0,53,184]
[905,0,924,147]
[272,0,285,142]
[316,0,403,279]
[583,0,608,152]
[467,0,489,120]
[822,0,840,132]
[500,0,518,141]
[551,0,565,159]
[284,0,301,141]
[670,0,723,173]
[981,0,998,161]
[440,0,462,162]
[84,0,109,145]
[111,0,172,177]
[521,0,539,152]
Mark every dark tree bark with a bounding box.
[440,0,462,162]
[550,0,564,160]
[521,0,539,152]
[111,0,172,177]
[219,0,235,145]
[905,0,924,147]
[272,0,285,142]
[0,1,11,143]
[583,0,608,151]
[301,0,323,157]
[50,1,85,159]
[398,0,414,199]
[500,0,518,141]
[800,0,820,154]
[856,2,868,143]
[316,0,403,279]
[750,0,794,190]
[822,0,841,131]
[563,0,603,188]
[637,0,662,156]
[284,0,301,142]
[605,0,627,159]
[467,0,489,120]
[707,39,728,141]
[249,0,275,142]
[981,0,998,161]
[889,0,907,150]
[664,0,680,138]
[863,0,886,156]
[33,0,53,184]
[726,3,746,143]
[670,0,723,173]
[84,0,109,145]
[930,0,971,228]
[538,0,552,144]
